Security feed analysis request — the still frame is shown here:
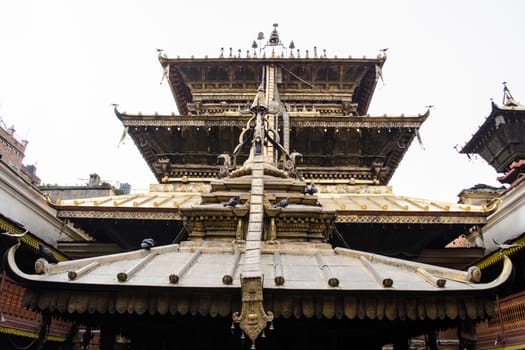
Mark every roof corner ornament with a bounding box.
[158,158,172,183]
[375,64,385,85]
[285,152,302,178]
[232,276,274,349]
[217,153,232,178]
[502,82,520,106]
[378,47,388,60]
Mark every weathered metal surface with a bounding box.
[10,241,511,294]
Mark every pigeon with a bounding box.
[492,238,520,250]
[224,196,241,208]
[304,183,318,195]
[38,243,58,264]
[273,198,290,208]
[141,238,156,250]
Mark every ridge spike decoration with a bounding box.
[253,23,296,59]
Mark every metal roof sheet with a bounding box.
[54,192,201,209]
[8,241,509,293]
[53,191,489,215]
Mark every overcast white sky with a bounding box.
[0,0,524,202]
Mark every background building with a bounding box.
[460,88,525,349]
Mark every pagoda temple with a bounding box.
[460,85,525,349]
[5,24,511,350]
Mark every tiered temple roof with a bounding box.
[6,25,511,349]
[116,32,427,185]
[461,85,525,185]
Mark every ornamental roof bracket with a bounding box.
[222,68,302,180]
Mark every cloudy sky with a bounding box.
[0,0,523,201]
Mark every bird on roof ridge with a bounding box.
[273,197,290,208]
[304,183,318,195]
[141,238,156,250]
[224,196,241,208]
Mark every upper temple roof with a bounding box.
[158,55,385,118]
[114,27,427,186]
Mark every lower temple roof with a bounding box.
[50,186,491,224]
[19,66,511,345]
[7,240,510,320]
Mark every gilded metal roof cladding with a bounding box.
[8,241,510,292]
[8,241,510,321]
[318,190,492,224]
[54,192,201,209]
[51,187,488,214]
[52,192,202,220]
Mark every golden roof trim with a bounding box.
[476,237,525,270]
[54,193,201,210]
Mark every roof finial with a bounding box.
[268,23,281,46]
[288,41,295,58]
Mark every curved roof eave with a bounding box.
[6,241,511,293]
